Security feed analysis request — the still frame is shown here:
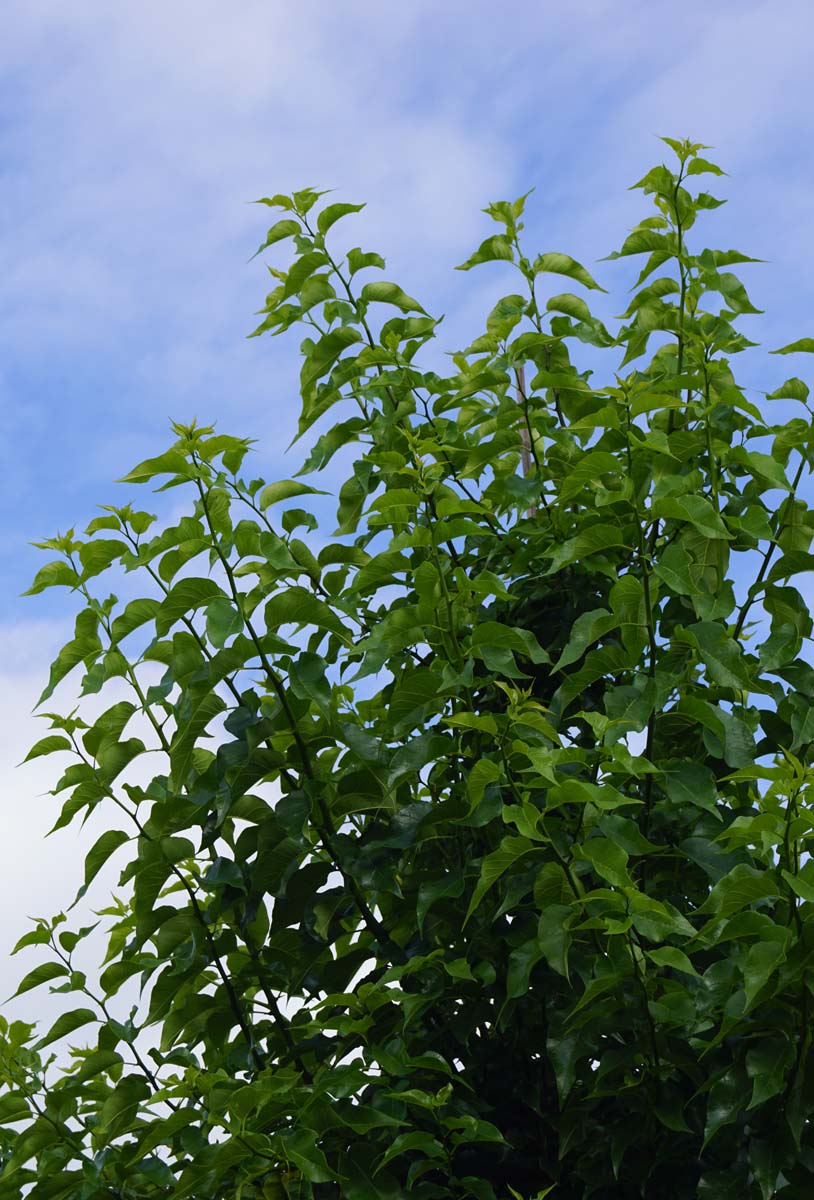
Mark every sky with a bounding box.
[2,0,814,1030]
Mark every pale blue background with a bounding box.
[1,0,813,1013]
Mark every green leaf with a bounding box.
[696,863,779,919]
[155,577,226,637]
[110,598,160,643]
[264,586,350,642]
[703,1070,744,1148]
[538,904,572,980]
[21,734,72,763]
[97,1075,151,1143]
[553,608,617,670]
[169,691,228,790]
[258,479,328,508]
[728,447,790,492]
[646,947,700,977]
[465,837,537,924]
[574,838,630,888]
[34,1007,96,1051]
[681,621,753,689]
[781,867,814,902]
[205,596,244,649]
[545,292,594,323]
[663,761,720,817]
[347,247,386,275]
[252,218,301,258]
[456,234,514,270]
[317,201,365,235]
[545,523,628,574]
[650,495,731,540]
[746,1038,794,1108]
[558,451,621,504]
[300,326,363,391]
[117,448,193,484]
[534,251,606,291]
[361,281,427,314]
[376,1130,445,1172]
[10,961,68,999]
[466,760,502,813]
[23,559,80,596]
[685,157,726,177]
[766,377,810,403]
[0,1093,30,1125]
[741,935,788,1009]
[82,829,130,891]
[770,338,814,355]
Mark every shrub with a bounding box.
[3,138,814,1199]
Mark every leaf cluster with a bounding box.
[5,140,814,1199]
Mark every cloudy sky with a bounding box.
[2,0,813,1023]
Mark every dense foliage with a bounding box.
[3,138,814,1198]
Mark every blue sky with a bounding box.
[2,0,814,1013]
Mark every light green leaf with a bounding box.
[317,202,365,235]
[456,234,514,270]
[117,449,193,485]
[534,251,606,292]
[23,559,80,596]
[347,247,386,275]
[361,281,427,314]
[770,338,814,355]
[252,218,300,258]
[685,157,726,177]
[546,292,594,323]
[258,479,328,509]
[766,377,810,403]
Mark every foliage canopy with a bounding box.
[4,138,814,1198]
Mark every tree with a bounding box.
[2,137,814,1199]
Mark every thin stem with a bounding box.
[667,161,688,436]
[191,461,407,965]
[514,363,542,519]
[733,452,808,641]
[48,931,178,1108]
[702,358,720,513]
